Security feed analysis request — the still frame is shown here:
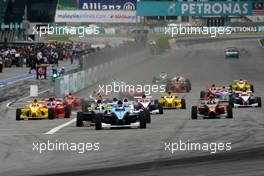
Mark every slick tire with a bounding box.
[185,79,191,92]
[191,106,198,119]
[144,109,151,123]
[158,103,163,114]
[226,105,233,119]
[250,85,254,93]
[181,99,186,109]
[257,97,262,108]
[229,97,234,108]
[48,108,55,120]
[139,112,146,129]
[64,105,71,118]
[95,114,103,130]
[16,108,22,121]
[76,112,84,127]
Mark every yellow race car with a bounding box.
[158,93,186,109]
[16,100,55,120]
[230,80,254,93]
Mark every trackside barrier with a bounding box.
[54,42,146,97]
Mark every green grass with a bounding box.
[260,39,264,47]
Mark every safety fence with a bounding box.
[54,41,146,97]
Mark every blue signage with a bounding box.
[79,0,136,10]
[137,1,252,16]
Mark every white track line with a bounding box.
[45,117,76,135]
[45,112,77,135]
[6,89,50,109]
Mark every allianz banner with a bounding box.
[79,0,136,10]
[137,1,252,16]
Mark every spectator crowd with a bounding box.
[0,42,86,73]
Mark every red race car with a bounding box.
[44,98,71,118]
[191,97,233,119]
[64,93,82,110]
[166,76,191,93]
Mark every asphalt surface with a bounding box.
[0,36,264,176]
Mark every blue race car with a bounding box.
[94,100,146,130]
[229,91,262,108]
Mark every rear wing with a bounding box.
[134,96,152,100]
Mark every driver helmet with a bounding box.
[117,100,123,107]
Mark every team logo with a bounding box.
[123,2,135,10]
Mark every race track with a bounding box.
[0,36,264,176]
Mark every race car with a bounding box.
[230,80,254,93]
[64,93,82,110]
[229,91,262,108]
[119,90,145,101]
[158,93,186,109]
[134,95,163,123]
[94,100,147,130]
[44,98,71,118]
[225,47,239,58]
[191,98,233,119]
[166,76,191,93]
[76,99,111,127]
[16,99,55,120]
[135,96,163,115]
[200,85,231,100]
[153,72,171,84]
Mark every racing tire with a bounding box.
[76,112,84,127]
[229,97,234,108]
[64,105,71,118]
[181,99,186,109]
[250,85,254,93]
[144,109,151,123]
[191,106,198,119]
[95,114,103,130]
[16,108,22,121]
[139,112,146,129]
[158,103,163,114]
[48,108,55,120]
[200,91,205,99]
[226,105,233,119]
[185,79,191,92]
[257,97,262,108]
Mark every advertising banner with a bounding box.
[79,0,136,11]
[55,10,136,23]
[56,0,136,23]
[137,1,252,17]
